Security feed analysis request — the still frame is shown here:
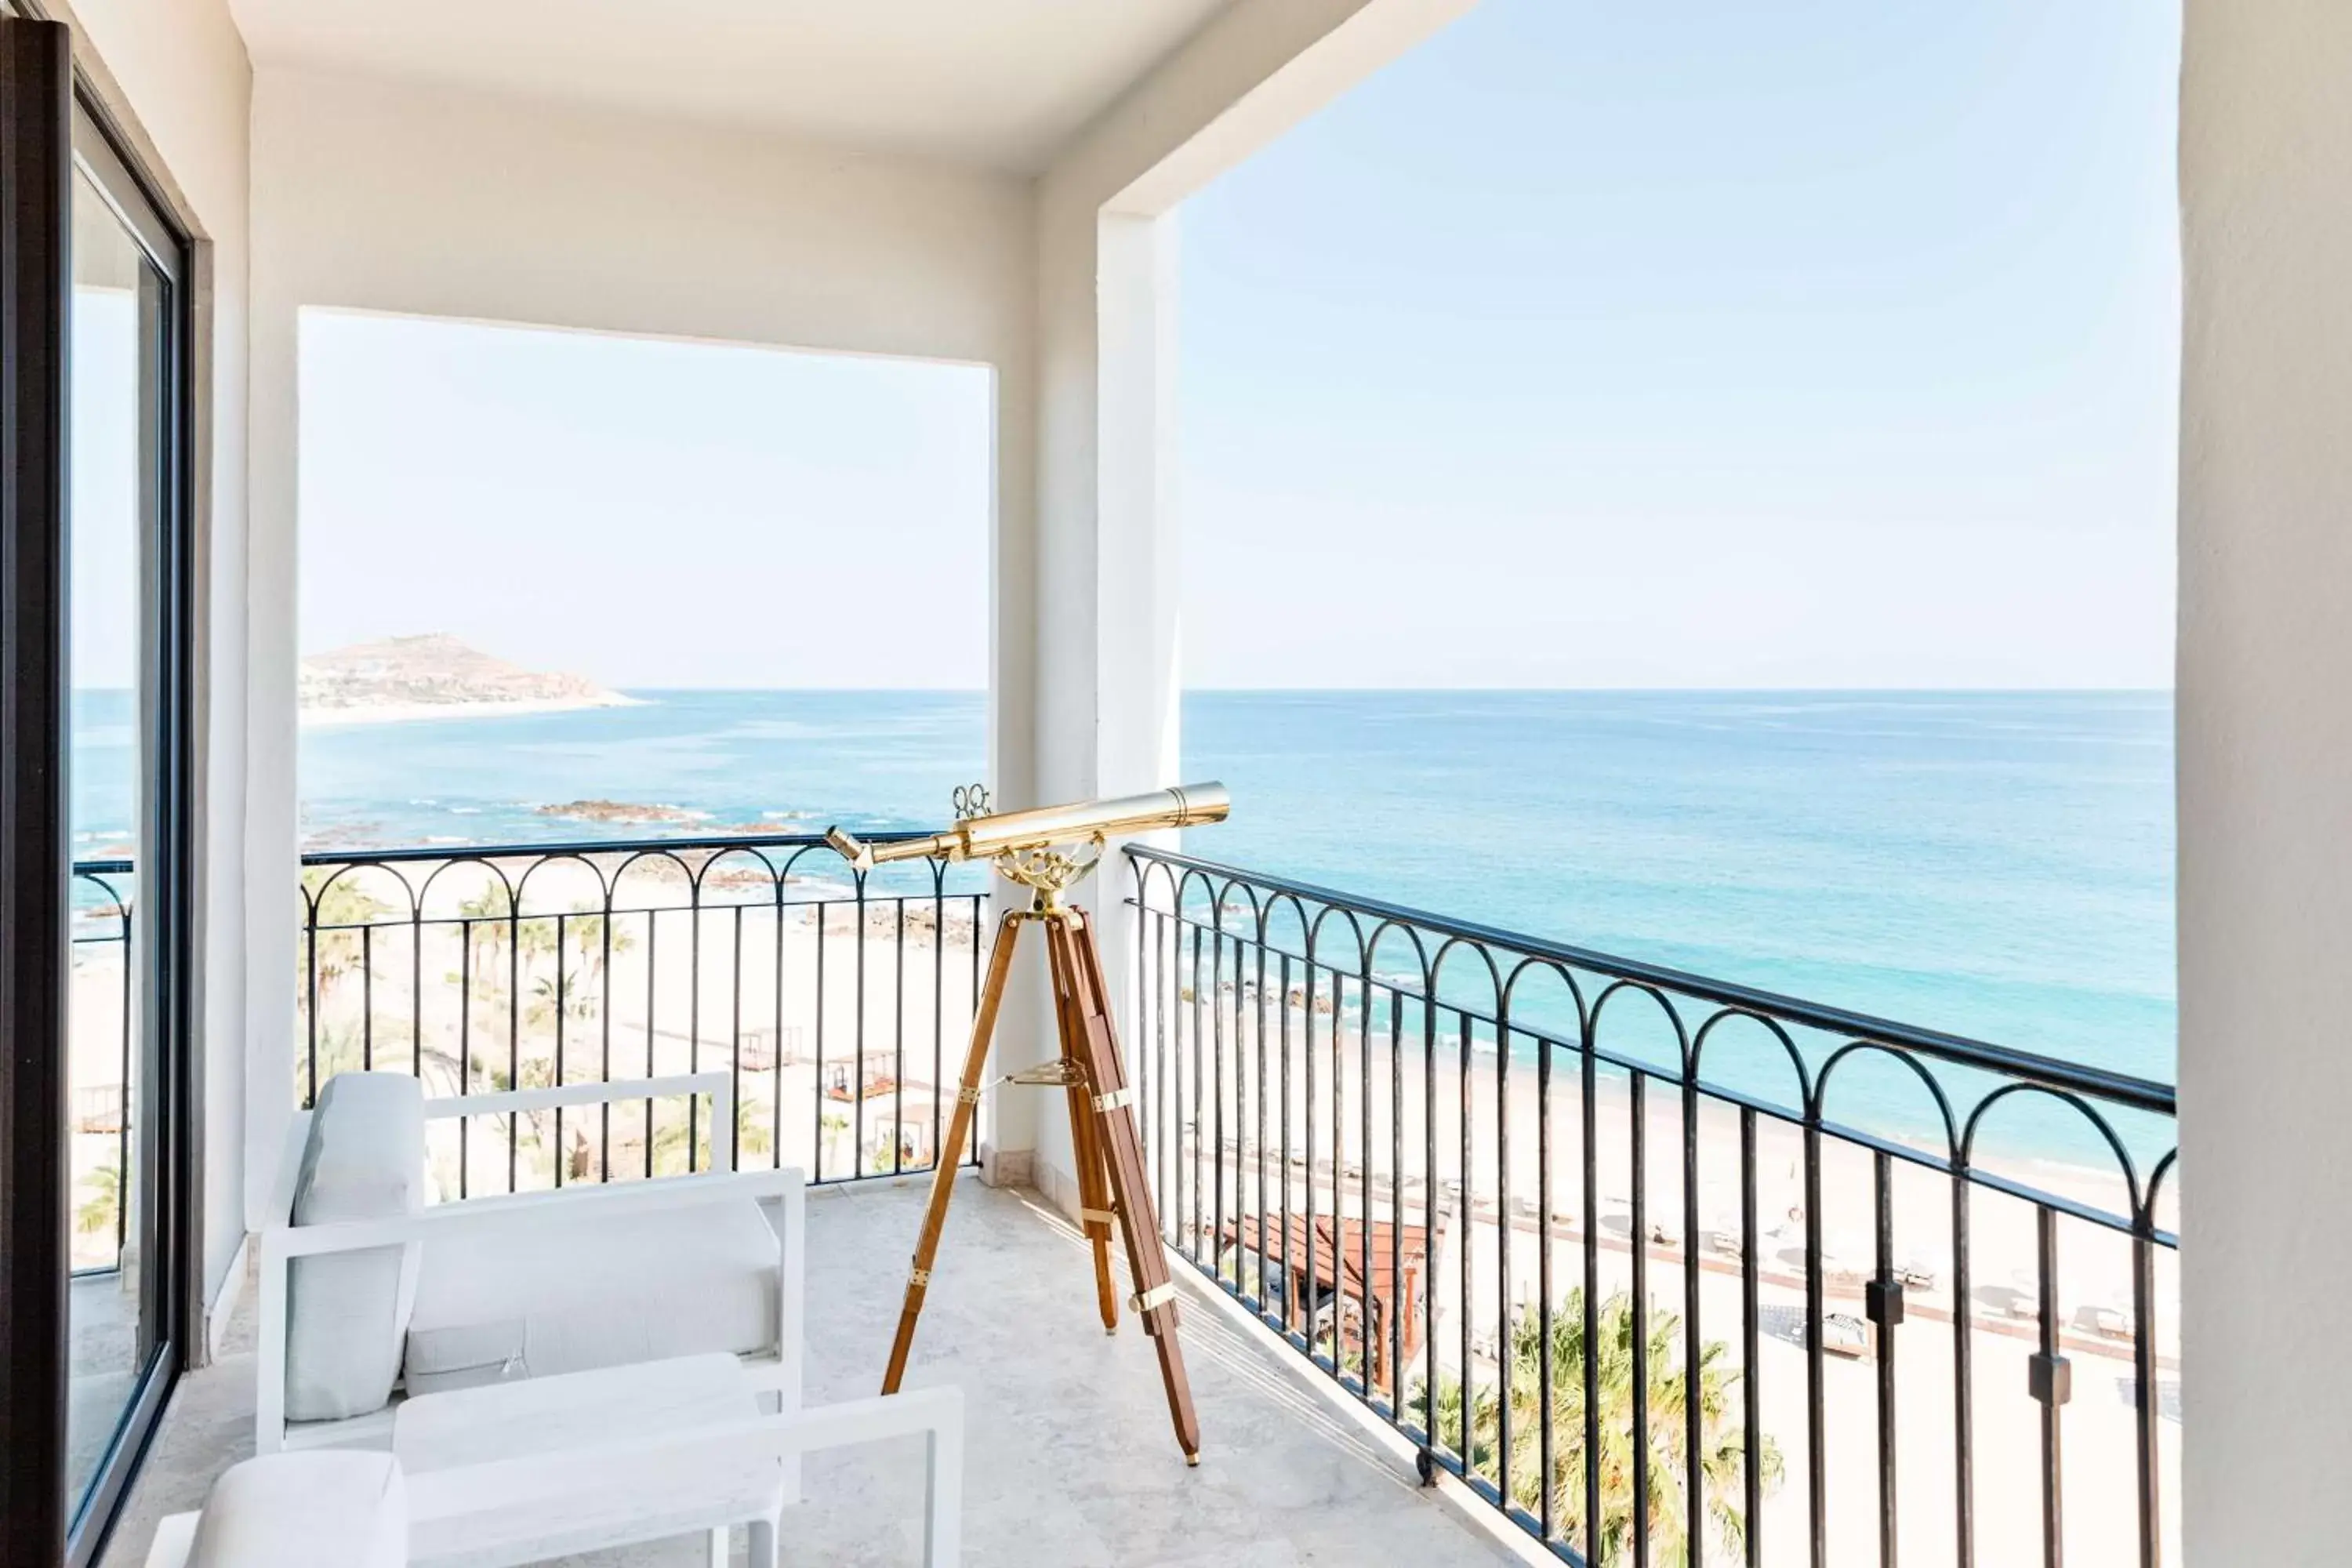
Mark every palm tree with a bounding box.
[525,967,598,1034]
[649,1109,710,1176]
[445,887,524,1090]
[310,1020,368,1085]
[75,1163,121,1239]
[735,1097,773,1163]
[1420,1290,1779,1567]
[459,895,629,1026]
[465,1055,562,1185]
[302,869,387,1004]
[818,1108,851,1174]
[564,910,632,984]
[457,884,514,989]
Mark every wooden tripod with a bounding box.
[879,899,1202,1465]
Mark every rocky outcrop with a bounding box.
[535,800,706,826]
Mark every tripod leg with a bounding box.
[884,908,1024,1396]
[1047,928,1121,1334]
[1052,911,1203,1464]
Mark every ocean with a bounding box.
[290,688,2176,1103]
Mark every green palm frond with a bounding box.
[1415,1289,1780,1566]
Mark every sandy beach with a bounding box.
[298,691,644,728]
[66,946,135,1272]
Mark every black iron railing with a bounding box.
[299,832,989,1196]
[1127,846,2178,1568]
[68,858,134,1276]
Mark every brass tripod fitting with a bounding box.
[997,1058,1084,1090]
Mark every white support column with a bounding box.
[2179,1,2352,1559]
[1005,202,1184,1212]
[1087,209,1185,1202]
[1094,209,1185,811]
[977,347,1044,1190]
[994,200,1183,1205]
[241,288,300,1239]
[1004,0,1480,1207]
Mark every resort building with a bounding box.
[0,0,2333,1563]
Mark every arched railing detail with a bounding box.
[1125,843,2179,1568]
[288,829,988,1197]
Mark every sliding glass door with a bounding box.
[65,89,187,1548]
[1,16,193,1565]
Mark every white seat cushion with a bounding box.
[406,1198,779,1392]
[286,1073,425,1423]
[187,1451,405,1568]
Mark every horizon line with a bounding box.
[591,684,2177,696]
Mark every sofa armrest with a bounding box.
[270,1166,801,1258]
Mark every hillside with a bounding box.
[299,634,633,720]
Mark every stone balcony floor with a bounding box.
[100,1177,1514,1567]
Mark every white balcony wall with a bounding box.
[47,0,255,1345]
[2179,0,2352,1558]
[242,63,1041,1230]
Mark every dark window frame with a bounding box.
[0,11,198,1565]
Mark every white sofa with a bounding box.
[257,1070,805,1468]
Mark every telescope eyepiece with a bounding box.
[824,825,876,872]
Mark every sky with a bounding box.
[71,285,140,691]
[298,314,993,689]
[299,0,2182,692]
[1179,0,2182,688]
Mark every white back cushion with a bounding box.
[187,1451,405,1568]
[285,1072,424,1423]
[407,1197,779,1391]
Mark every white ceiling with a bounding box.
[224,0,1236,173]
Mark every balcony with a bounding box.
[83,829,2176,1565]
[14,0,2350,1559]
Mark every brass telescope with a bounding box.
[851,782,1230,1465]
[825,782,1228,877]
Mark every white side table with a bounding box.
[394,1352,782,1568]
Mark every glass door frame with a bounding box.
[0,13,197,1565]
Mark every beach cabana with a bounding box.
[1219,1213,1431,1396]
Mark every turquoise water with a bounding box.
[1189,691,2175,1085]
[297,689,989,851]
[1186,691,2176,1171]
[290,689,2176,1155]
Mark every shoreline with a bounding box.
[1144,990,2177,1345]
[299,692,648,729]
[1164,979,2167,1214]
